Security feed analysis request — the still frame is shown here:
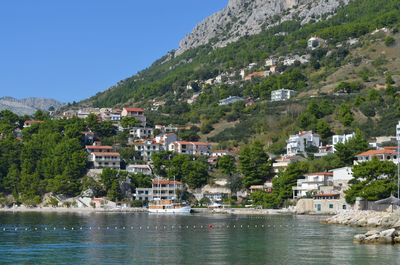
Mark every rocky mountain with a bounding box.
[177,0,349,54]
[0,97,64,116]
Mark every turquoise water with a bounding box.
[0,212,399,265]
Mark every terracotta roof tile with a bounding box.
[91,152,120,156]
[124,107,144,112]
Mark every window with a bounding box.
[342,205,346,210]
[329,204,334,209]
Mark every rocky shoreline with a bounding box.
[323,210,400,228]
[353,228,400,244]
[323,210,400,244]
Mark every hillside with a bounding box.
[82,0,400,152]
[0,97,63,116]
[177,0,350,54]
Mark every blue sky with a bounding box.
[0,1,227,103]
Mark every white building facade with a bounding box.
[286,131,320,156]
[169,141,212,156]
[271,89,296,102]
[292,172,333,199]
[332,133,355,152]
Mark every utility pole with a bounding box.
[396,121,400,199]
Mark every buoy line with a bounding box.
[0,224,301,233]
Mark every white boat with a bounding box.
[148,177,192,214]
[148,199,192,214]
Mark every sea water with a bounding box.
[0,212,399,265]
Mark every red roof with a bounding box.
[174,141,211,146]
[124,107,144,112]
[85,145,113,150]
[305,172,333,176]
[91,152,120,156]
[24,120,44,125]
[356,148,397,157]
[152,179,182,185]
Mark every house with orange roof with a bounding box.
[89,152,121,169]
[169,141,212,156]
[121,107,146,126]
[85,144,120,169]
[354,147,399,165]
[23,120,44,128]
[134,179,184,201]
[85,145,113,153]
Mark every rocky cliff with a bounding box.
[177,0,349,54]
[0,97,64,116]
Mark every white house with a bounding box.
[248,63,257,69]
[287,131,320,156]
[154,124,179,133]
[100,109,121,122]
[292,172,333,199]
[211,150,231,157]
[354,147,399,165]
[330,167,353,188]
[272,156,305,174]
[85,145,113,153]
[89,152,121,169]
[121,107,146,127]
[265,58,277,67]
[155,133,178,150]
[218,96,244,106]
[129,127,153,139]
[132,140,161,161]
[169,141,212,156]
[135,179,184,201]
[332,133,355,152]
[271,89,296,102]
[126,164,152,175]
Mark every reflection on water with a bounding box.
[0,213,399,265]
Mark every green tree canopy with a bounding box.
[345,158,397,203]
[239,142,272,188]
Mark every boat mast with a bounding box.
[173,175,176,200]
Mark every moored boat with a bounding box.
[148,199,192,214]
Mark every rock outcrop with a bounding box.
[324,210,400,244]
[0,97,63,116]
[323,210,400,228]
[353,228,400,244]
[177,0,350,54]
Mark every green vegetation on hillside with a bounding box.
[82,0,400,154]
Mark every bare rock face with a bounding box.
[177,0,350,55]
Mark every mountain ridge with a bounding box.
[176,0,350,55]
[0,96,64,116]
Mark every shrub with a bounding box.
[384,36,396,46]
